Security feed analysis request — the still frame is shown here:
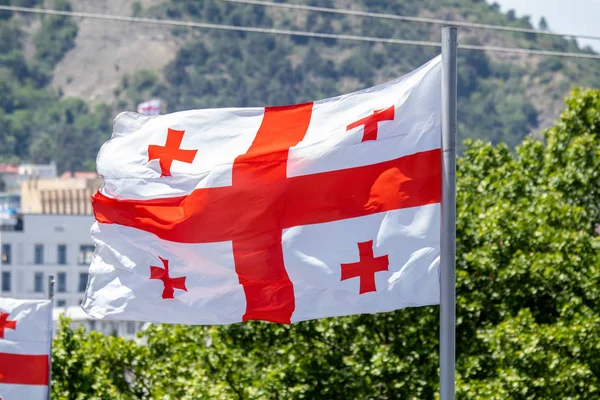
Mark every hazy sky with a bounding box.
[494,0,600,52]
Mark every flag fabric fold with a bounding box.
[82,55,442,325]
[0,298,52,400]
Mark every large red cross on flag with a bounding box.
[82,56,442,324]
[0,298,52,400]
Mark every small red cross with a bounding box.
[0,312,16,339]
[150,257,188,299]
[148,128,198,177]
[346,105,395,142]
[340,240,389,294]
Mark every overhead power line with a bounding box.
[224,0,600,43]
[1,5,600,60]
[0,5,441,47]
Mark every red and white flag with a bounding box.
[82,56,442,324]
[0,298,52,400]
[137,99,161,116]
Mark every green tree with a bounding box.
[34,0,78,74]
[51,318,151,400]
[454,88,600,398]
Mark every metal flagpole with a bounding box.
[47,275,55,400]
[48,275,55,302]
[440,26,457,400]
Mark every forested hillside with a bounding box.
[0,0,111,172]
[1,0,599,173]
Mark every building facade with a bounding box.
[20,176,100,214]
[0,214,147,338]
[0,214,95,307]
[0,162,57,192]
[53,306,148,341]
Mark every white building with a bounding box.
[0,162,57,192]
[0,214,145,338]
[18,163,57,180]
[0,214,94,307]
[53,306,148,342]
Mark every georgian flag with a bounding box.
[0,298,52,400]
[137,99,161,116]
[82,56,442,324]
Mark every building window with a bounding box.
[1,244,10,264]
[34,244,44,264]
[57,245,67,265]
[78,273,89,293]
[126,321,136,335]
[56,300,66,307]
[89,320,96,331]
[57,272,67,293]
[108,322,118,336]
[78,245,95,265]
[1,271,10,292]
[34,272,44,293]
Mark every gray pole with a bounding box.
[440,26,457,400]
[47,276,55,400]
[48,275,55,302]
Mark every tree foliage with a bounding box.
[34,0,78,76]
[52,318,151,400]
[51,89,600,399]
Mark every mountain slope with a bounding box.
[50,0,183,103]
[113,0,599,147]
[1,0,599,174]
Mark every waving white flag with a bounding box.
[0,298,52,400]
[83,55,442,325]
